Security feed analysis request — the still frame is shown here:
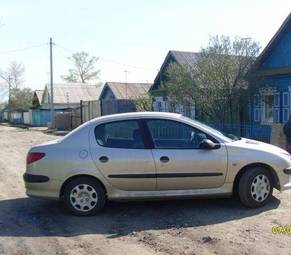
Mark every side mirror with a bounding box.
[199,139,218,150]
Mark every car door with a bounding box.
[89,119,156,191]
[145,119,227,190]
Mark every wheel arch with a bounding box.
[59,174,107,199]
[233,162,280,195]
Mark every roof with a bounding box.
[102,82,152,99]
[255,12,291,68]
[152,50,200,90]
[35,90,44,102]
[46,83,103,104]
[169,50,200,66]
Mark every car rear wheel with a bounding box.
[238,167,273,208]
[63,177,106,216]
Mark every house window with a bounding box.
[274,93,280,107]
[283,108,289,123]
[264,95,274,123]
[254,94,259,107]
[274,108,280,123]
[254,108,260,122]
[157,102,162,111]
[283,92,289,107]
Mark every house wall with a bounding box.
[252,20,291,125]
[261,25,291,69]
[23,112,31,125]
[101,87,115,100]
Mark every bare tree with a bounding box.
[0,61,25,89]
[62,51,100,83]
[167,35,261,124]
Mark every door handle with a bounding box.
[160,156,169,163]
[99,156,109,163]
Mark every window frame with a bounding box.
[94,119,150,149]
[283,92,289,107]
[143,118,219,150]
[283,108,289,123]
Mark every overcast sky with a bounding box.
[0,0,290,98]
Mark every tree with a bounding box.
[134,93,153,111]
[62,51,100,83]
[9,87,33,111]
[0,61,25,89]
[166,35,261,124]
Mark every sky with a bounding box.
[0,0,290,100]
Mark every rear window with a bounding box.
[94,120,145,149]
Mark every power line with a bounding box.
[0,43,48,55]
[54,43,157,71]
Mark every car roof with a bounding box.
[89,112,182,124]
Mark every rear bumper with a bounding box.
[23,172,61,199]
[23,173,49,183]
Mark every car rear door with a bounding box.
[145,119,227,190]
[89,119,156,191]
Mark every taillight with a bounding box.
[26,152,46,165]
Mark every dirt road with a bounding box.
[0,125,290,255]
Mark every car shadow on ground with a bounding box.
[0,196,280,238]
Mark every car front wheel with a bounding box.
[238,167,273,208]
[63,177,106,216]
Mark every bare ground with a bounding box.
[0,125,290,255]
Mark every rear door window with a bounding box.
[94,120,145,149]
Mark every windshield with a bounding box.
[181,116,240,142]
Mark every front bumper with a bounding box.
[280,167,291,191]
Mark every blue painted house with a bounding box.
[252,13,291,124]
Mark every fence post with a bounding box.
[80,100,83,124]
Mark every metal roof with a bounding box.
[104,82,152,99]
[35,90,44,103]
[47,83,103,104]
[170,50,200,66]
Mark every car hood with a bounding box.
[227,138,290,157]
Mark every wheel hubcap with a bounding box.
[251,174,270,202]
[70,184,98,212]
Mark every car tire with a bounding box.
[63,177,106,216]
[238,167,273,208]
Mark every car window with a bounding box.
[146,119,213,149]
[94,120,145,149]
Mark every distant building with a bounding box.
[99,82,152,115]
[100,82,152,100]
[31,83,103,126]
[149,50,199,118]
[42,83,103,109]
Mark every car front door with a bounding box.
[89,119,156,191]
[145,119,227,190]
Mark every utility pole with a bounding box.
[124,70,128,101]
[8,75,11,122]
[49,37,55,129]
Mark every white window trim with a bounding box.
[283,92,289,107]
[283,108,289,123]
[274,92,280,107]
[274,108,280,123]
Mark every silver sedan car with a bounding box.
[24,112,291,215]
